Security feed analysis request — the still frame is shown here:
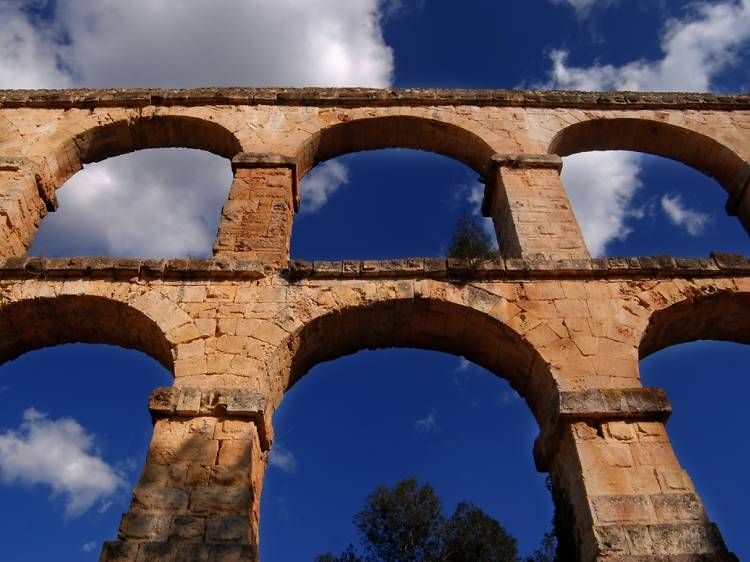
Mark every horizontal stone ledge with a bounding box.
[0,253,745,281]
[1,87,748,111]
[149,387,271,451]
[490,153,563,171]
[593,522,735,560]
[0,256,267,280]
[557,388,671,422]
[230,152,297,170]
[99,540,255,562]
[534,388,671,471]
[287,253,749,280]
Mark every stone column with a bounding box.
[213,153,298,268]
[535,388,736,562]
[482,154,590,260]
[0,157,57,257]
[725,160,750,234]
[100,388,272,562]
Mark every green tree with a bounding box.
[443,501,519,561]
[315,477,520,562]
[447,212,499,259]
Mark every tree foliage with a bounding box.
[447,212,499,259]
[315,477,520,562]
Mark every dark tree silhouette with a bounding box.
[315,477,521,562]
[447,212,499,259]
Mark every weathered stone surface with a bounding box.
[0,87,746,562]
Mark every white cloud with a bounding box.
[414,411,438,433]
[661,194,711,236]
[82,542,98,553]
[0,1,393,89]
[549,0,617,17]
[546,1,750,255]
[32,149,233,258]
[561,152,643,256]
[0,409,127,518]
[1,0,395,257]
[549,1,750,92]
[299,160,350,214]
[0,5,71,89]
[269,443,297,474]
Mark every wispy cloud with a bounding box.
[414,411,439,433]
[299,160,350,213]
[549,0,619,18]
[545,0,750,255]
[0,409,127,518]
[269,443,298,474]
[82,542,98,554]
[661,194,711,236]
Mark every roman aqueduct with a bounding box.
[0,87,748,561]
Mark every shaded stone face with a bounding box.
[0,88,747,562]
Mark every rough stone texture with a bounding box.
[0,88,746,561]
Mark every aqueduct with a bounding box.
[0,87,748,561]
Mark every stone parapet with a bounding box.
[0,254,747,281]
[1,87,749,110]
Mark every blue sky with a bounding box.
[0,1,749,560]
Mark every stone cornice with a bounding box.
[0,253,747,282]
[0,87,748,110]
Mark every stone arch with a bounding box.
[0,294,175,372]
[271,297,555,424]
[548,118,750,230]
[639,290,750,359]
[48,114,242,189]
[298,115,496,178]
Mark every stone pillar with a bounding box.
[100,388,272,562]
[725,160,750,235]
[535,388,736,562]
[213,153,297,267]
[0,157,57,257]
[482,154,590,260]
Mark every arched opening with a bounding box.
[639,292,750,560]
[550,119,745,194]
[261,349,553,560]
[0,295,175,560]
[260,299,559,559]
[32,116,241,258]
[550,119,749,257]
[0,295,175,371]
[300,116,494,179]
[31,148,233,258]
[291,116,497,260]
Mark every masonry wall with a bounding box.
[0,88,748,561]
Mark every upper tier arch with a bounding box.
[548,117,747,198]
[298,115,496,178]
[47,114,242,189]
